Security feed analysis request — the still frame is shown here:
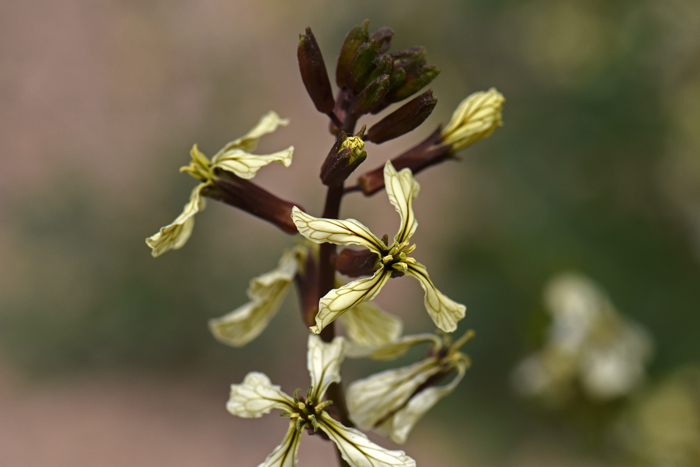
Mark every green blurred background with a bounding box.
[2,0,699,465]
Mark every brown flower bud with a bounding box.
[203,172,302,233]
[320,129,368,187]
[336,248,378,277]
[336,20,370,89]
[294,248,319,326]
[365,90,437,144]
[298,27,335,115]
[386,65,440,102]
[350,74,391,116]
[371,27,394,54]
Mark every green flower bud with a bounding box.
[336,20,370,89]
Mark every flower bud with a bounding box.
[298,27,335,115]
[345,40,379,93]
[441,88,505,152]
[371,27,393,54]
[336,20,370,89]
[336,248,378,277]
[386,65,440,103]
[365,90,437,144]
[320,130,368,186]
[390,46,427,74]
[204,173,301,233]
[350,74,391,116]
[294,248,319,326]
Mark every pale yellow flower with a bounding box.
[146,111,294,257]
[441,88,504,152]
[227,335,416,467]
[292,160,466,334]
[209,244,402,348]
[346,331,473,444]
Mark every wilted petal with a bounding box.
[292,207,384,253]
[388,361,468,444]
[227,372,294,418]
[406,262,466,332]
[318,413,416,467]
[211,147,294,180]
[345,333,441,360]
[383,161,420,244]
[146,184,206,257]
[209,247,302,347]
[218,111,290,154]
[340,301,402,347]
[258,421,302,467]
[311,269,390,334]
[347,359,441,431]
[307,335,345,401]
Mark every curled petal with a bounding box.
[339,302,402,347]
[346,359,440,431]
[383,161,420,244]
[311,269,390,334]
[307,335,345,402]
[146,184,206,257]
[292,207,384,253]
[406,262,466,332]
[258,420,302,467]
[227,372,294,418]
[388,361,468,444]
[209,247,302,347]
[318,412,416,467]
[211,146,294,180]
[345,333,442,360]
[217,111,290,154]
[441,88,504,152]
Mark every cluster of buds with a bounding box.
[147,19,506,467]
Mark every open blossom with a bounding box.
[292,160,466,334]
[227,335,416,467]
[346,331,473,444]
[146,111,294,257]
[440,88,504,152]
[209,244,402,348]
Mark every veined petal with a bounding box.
[311,269,390,334]
[345,333,442,360]
[383,161,420,244]
[339,301,402,347]
[146,184,206,257]
[441,88,504,152]
[307,335,345,401]
[258,420,301,467]
[292,207,384,253]
[406,262,466,332]
[318,412,416,467]
[388,360,468,444]
[217,111,290,154]
[211,146,294,180]
[346,359,441,431]
[209,247,303,347]
[227,372,294,418]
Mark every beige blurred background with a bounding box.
[2,0,700,465]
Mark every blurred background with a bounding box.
[2,0,700,465]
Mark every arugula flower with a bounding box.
[292,160,466,333]
[146,111,294,257]
[227,335,416,467]
[440,88,504,152]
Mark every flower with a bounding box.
[227,335,416,467]
[346,331,473,444]
[146,111,294,257]
[440,88,504,152]
[209,244,402,348]
[291,160,466,334]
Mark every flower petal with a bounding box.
[346,359,441,432]
[406,262,466,332]
[211,147,294,180]
[307,335,345,401]
[344,333,442,360]
[441,88,504,152]
[383,161,420,244]
[258,420,302,467]
[311,269,390,334]
[318,412,416,467]
[146,184,206,257]
[227,372,294,418]
[292,207,384,253]
[217,111,290,154]
[208,247,303,347]
[339,301,402,347]
[388,360,468,444]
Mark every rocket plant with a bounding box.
[147,20,504,467]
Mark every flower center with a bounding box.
[283,386,333,434]
[381,241,417,275]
